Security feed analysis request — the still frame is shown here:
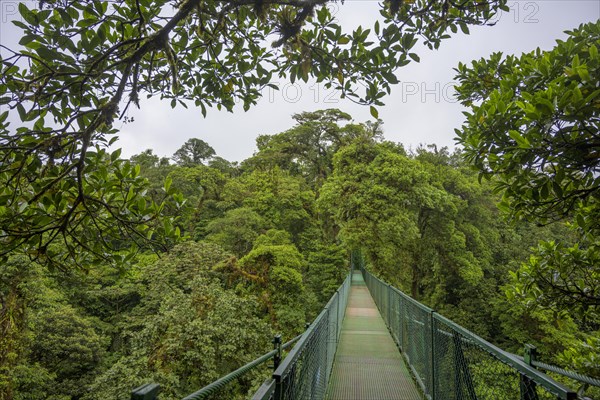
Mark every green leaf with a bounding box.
[576,213,585,228]
[552,181,563,198]
[17,104,27,120]
[408,53,420,62]
[36,46,57,61]
[508,130,530,148]
[18,3,37,25]
[111,148,122,162]
[370,106,379,119]
[382,72,399,84]
[19,35,38,46]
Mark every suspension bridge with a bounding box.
[132,266,599,400]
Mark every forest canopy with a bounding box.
[1,1,599,398]
[2,108,599,398]
[0,0,508,268]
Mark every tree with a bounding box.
[0,257,41,400]
[130,149,170,171]
[0,0,507,266]
[246,109,382,189]
[130,149,175,203]
[455,20,600,316]
[0,257,111,400]
[455,21,600,380]
[237,230,309,334]
[75,240,274,399]
[208,157,239,177]
[221,168,315,245]
[28,304,109,398]
[205,207,268,257]
[166,165,229,237]
[89,274,271,399]
[319,138,445,297]
[172,138,216,166]
[305,242,347,304]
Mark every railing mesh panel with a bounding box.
[433,316,560,400]
[279,313,330,400]
[362,268,577,400]
[253,274,351,400]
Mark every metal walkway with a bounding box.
[326,272,422,400]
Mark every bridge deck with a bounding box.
[326,272,422,400]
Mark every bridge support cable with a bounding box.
[361,267,578,400]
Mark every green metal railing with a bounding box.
[181,334,303,400]
[361,267,579,400]
[252,273,352,400]
[131,272,351,400]
[515,347,600,398]
[131,334,301,400]
[132,260,596,400]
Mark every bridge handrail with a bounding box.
[434,312,575,398]
[274,276,346,376]
[514,355,600,389]
[181,334,303,400]
[405,315,600,390]
[257,272,352,400]
[131,334,302,400]
[361,267,578,400]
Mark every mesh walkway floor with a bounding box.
[326,272,423,400]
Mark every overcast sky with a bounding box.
[1,1,599,162]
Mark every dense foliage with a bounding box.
[456,20,600,380]
[0,0,507,269]
[2,108,598,399]
[1,1,598,397]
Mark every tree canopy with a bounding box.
[2,108,599,398]
[172,138,216,166]
[0,0,507,267]
[455,20,600,315]
[455,21,600,378]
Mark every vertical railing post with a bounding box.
[272,334,283,400]
[336,289,341,341]
[524,344,537,366]
[272,334,282,371]
[387,283,392,326]
[452,332,477,400]
[273,375,283,400]
[430,311,436,400]
[424,310,430,398]
[520,344,540,400]
[399,295,404,351]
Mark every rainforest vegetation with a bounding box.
[2,107,599,398]
[1,0,599,398]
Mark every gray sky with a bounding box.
[2,1,599,162]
